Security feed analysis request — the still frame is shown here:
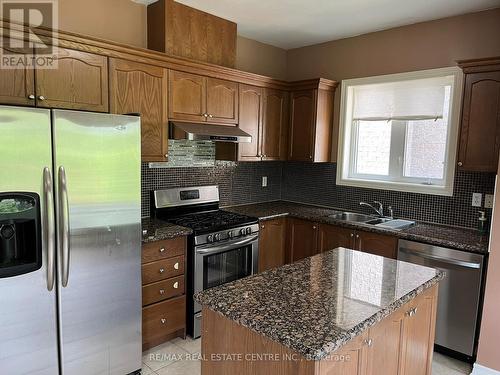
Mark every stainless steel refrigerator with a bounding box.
[0,106,142,375]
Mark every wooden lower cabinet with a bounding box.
[355,230,398,259]
[287,218,320,262]
[318,224,353,252]
[142,236,187,351]
[318,333,368,375]
[258,218,286,272]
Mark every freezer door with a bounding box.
[0,106,59,375]
[52,110,142,375]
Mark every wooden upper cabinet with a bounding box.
[457,62,500,172]
[355,230,398,259]
[168,70,206,122]
[262,89,288,160]
[287,218,319,263]
[289,80,336,162]
[258,219,286,272]
[109,58,168,162]
[35,47,108,112]
[206,78,238,124]
[238,84,263,161]
[0,44,35,106]
[318,224,354,252]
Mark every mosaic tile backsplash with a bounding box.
[149,140,215,168]
[141,160,496,229]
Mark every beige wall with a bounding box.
[236,36,287,80]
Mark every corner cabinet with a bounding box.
[109,58,169,162]
[457,57,500,172]
[288,79,337,162]
[168,70,238,125]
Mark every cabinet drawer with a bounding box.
[142,296,186,349]
[142,236,185,264]
[142,256,185,285]
[142,275,185,306]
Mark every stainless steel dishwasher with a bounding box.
[398,239,485,359]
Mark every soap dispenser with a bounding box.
[478,211,488,234]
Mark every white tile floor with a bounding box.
[142,337,473,375]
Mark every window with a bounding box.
[337,68,463,196]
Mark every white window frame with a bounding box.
[337,67,464,196]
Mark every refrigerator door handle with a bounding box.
[43,167,56,291]
[58,166,70,287]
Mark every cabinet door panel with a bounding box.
[262,89,288,160]
[289,89,316,161]
[0,43,35,106]
[110,59,168,161]
[169,70,206,121]
[318,224,354,252]
[458,71,500,172]
[288,218,319,262]
[206,78,238,124]
[258,219,286,272]
[318,333,367,375]
[35,47,108,112]
[238,84,262,161]
[356,230,397,259]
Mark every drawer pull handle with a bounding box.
[160,318,166,324]
[174,262,179,270]
[159,268,165,273]
[159,247,165,253]
[159,289,165,295]
[173,281,179,289]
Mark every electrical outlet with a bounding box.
[262,176,268,187]
[472,193,482,207]
[485,194,494,209]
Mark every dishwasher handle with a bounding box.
[399,248,481,269]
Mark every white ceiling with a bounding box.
[174,0,500,49]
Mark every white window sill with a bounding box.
[336,178,453,196]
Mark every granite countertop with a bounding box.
[195,248,444,360]
[224,201,489,254]
[141,217,192,243]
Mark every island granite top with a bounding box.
[194,248,444,360]
[223,201,489,254]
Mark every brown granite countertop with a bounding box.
[141,218,192,243]
[195,248,444,360]
[224,201,489,254]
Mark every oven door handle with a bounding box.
[196,234,259,254]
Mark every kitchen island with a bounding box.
[194,248,444,375]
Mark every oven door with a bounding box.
[194,234,258,310]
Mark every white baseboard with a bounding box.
[472,363,500,375]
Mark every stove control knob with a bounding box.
[214,233,221,241]
[228,230,234,239]
[239,228,246,236]
[207,234,214,243]
[246,227,252,235]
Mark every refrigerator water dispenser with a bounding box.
[0,192,42,278]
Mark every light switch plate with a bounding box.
[472,193,482,207]
[262,176,268,187]
[485,194,494,209]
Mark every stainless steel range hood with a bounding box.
[169,121,251,143]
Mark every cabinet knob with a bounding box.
[173,262,179,270]
[208,114,213,118]
[406,307,418,317]
[309,155,312,159]
[350,233,354,237]
[313,225,317,229]
[159,289,165,295]
[159,268,165,273]
[364,339,373,347]
[203,113,208,118]
[28,94,35,100]
[261,225,265,229]
[356,234,360,239]
[159,247,165,253]
[160,318,166,324]
[173,281,179,289]
[164,154,168,158]
[38,95,45,101]
[458,161,463,167]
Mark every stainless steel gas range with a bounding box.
[152,185,259,338]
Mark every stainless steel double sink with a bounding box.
[327,211,414,229]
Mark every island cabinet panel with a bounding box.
[0,44,35,106]
[262,88,289,160]
[287,218,320,263]
[168,70,206,122]
[318,333,368,375]
[238,84,263,161]
[109,59,168,161]
[318,224,354,252]
[354,230,398,259]
[206,77,239,124]
[258,218,287,272]
[35,47,109,112]
[457,69,500,172]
